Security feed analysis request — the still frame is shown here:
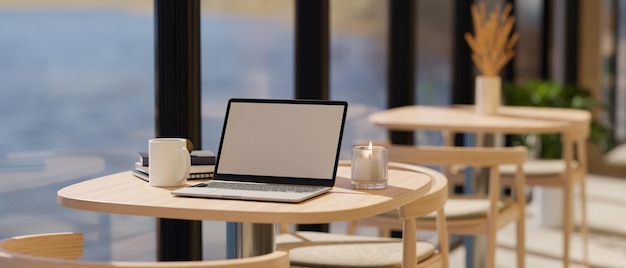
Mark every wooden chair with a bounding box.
[0,232,289,268]
[498,117,590,268]
[277,161,449,268]
[348,145,528,268]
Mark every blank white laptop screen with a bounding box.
[217,100,346,181]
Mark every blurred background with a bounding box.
[0,0,624,265]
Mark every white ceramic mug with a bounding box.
[148,138,191,187]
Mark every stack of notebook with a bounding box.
[132,150,216,181]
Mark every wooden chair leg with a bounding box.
[563,184,573,268]
[402,219,417,268]
[436,209,450,268]
[346,220,357,235]
[378,227,391,237]
[580,180,589,266]
[486,233,497,268]
[516,218,525,268]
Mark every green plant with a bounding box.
[502,80,615,159]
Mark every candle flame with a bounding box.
[368,141,373,150]
[368,141,373,159]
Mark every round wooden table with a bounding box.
[58,162,436,258]
[368,105,589,135]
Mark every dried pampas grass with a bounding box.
[465,3,519,76]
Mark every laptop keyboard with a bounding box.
[193,181,327,193]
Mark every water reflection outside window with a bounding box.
[0,0,452,261]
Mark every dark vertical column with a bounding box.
[294,0,330,233]
[387,0,415,145]
[451,0,474,146]
[564,0,579,85]
[540,0,553,79]
[386,0,417,239]
[503,0,516,147]
[608,0,618,128]
[451,2,479,266]
[295,0,329,100]
[154,0,202,261]
[616,0,626,142]
[502,0,516,82]
[609,1,626,137]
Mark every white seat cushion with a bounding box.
[277,231,400,249]
[288,241,436,267]
[281,231,400,243]
[605,143,626,166]
[379,199,508,219]
[499,159,577,175]
[434,199,508,219]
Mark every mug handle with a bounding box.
[178,146,191,181]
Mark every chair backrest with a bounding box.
[385,162,450,268]
[388,145,527,168]
[389,145,526,268]
[0,233,289,268]
[385,161,448,222]
[388,145,527,225]
[349,143,527,215]
[564,119,590,177]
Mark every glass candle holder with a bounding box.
[351,144,388,189]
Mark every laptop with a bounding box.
[171,98,348,203]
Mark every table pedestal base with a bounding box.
[229,223,275,258]
[157,218,202,261]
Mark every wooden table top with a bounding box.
[57,164,434,224]
[368,105,590,134]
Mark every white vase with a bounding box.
[474,75,501,115]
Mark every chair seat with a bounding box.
[277,231,400,249]
[288,240,436,268]
[378,199,508,220]
[605,143,626,166]
[277,232,435,267]
[499,159,578,176]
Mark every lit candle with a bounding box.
[352,141,388,189]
